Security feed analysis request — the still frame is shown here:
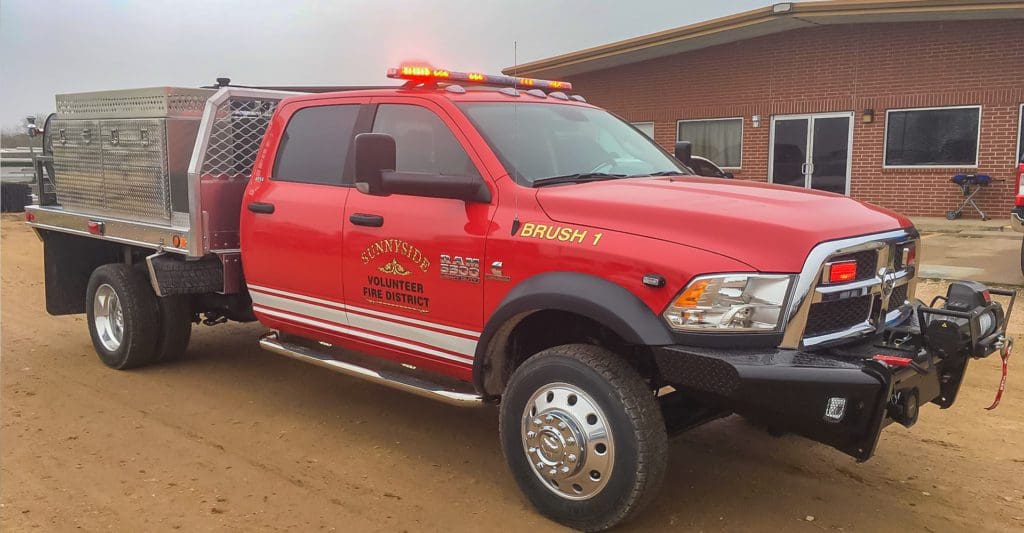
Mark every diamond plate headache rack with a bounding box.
[187,87,298,257]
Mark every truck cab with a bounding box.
[24,66,1016,531]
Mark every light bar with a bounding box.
[388,65,573,91]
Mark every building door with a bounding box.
[769,112,853,195]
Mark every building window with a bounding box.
[677,118,742,168]
[631,122,655,140]
[1018,104,1023,162]
[884,106,981,167]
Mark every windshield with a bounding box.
[456,102,688,184]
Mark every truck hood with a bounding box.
[535,177,912,272]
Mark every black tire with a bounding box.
[499,344,668,532]
[85,264,160,369]
[155,295,193,362]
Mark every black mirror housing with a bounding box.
[380,172,490,203]
[674,141,693,165]
[354,132,396,195]
[722,171,734,179]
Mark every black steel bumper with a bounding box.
[653,339,961,462]
[655,284,1015,461]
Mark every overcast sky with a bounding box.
[0,0,769,128]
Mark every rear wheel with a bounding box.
[86,264,160,369]
[499,344,667,531]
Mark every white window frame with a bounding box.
[676,117,744,169]
[631,121,655,140]
[1017,103,1023,163]
[882,105,982,169]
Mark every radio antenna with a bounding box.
[511,40,522,236]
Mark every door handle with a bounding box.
[247,202,275,214]
[349,213,384,227]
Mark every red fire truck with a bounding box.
[25,66,1014,531]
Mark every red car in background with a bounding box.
[1014,155,1024,273]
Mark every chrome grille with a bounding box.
[888,284,909,312]
[805,295,873,337]
[781,229,919,350]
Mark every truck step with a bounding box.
[258,332,486,408]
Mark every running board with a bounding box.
[258,332,486,407]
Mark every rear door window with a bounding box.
[371,104,480,177]
[273,104,361,185]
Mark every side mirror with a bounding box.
[354,132,396,195]
[674,141,693,165]
[380,173,491,203]
[722,171,734,179]
[353,132,490,203]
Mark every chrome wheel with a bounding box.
[521,382,614,500]
[93,283,124,352]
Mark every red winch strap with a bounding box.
[985,339,1012,411]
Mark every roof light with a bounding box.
[388,65,573,91]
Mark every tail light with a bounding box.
[1015,161,1024,207]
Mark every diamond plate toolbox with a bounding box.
[51,88,213,225]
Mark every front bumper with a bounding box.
[654,336,963,462]
[655,282,1014,461]
[1011,208,1024,233]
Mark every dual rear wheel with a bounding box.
[86,263,192,369]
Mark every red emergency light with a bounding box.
[826,260,858,284]
[388,65,573,91]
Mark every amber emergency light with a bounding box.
[388,65,573,91]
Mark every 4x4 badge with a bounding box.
[486,260,511,282]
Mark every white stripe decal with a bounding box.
[247,284,481,338]
[345,312,478,356]
[251,291,349,326]
[251,291,478,357]
[247,284,346,310]
[253,305,474,365]
[343,304,480,338]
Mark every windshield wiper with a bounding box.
[531,172,626,187]
[645,170,689,176]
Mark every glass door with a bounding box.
[770,118,809,188]
[770,113,853,195]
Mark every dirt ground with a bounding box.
[1,214,1022,532]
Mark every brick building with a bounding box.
[506,0,1024,217]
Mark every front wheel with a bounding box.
[499,344,667,531]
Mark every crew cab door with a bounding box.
[241,98,370,336]
[341,98,493,374]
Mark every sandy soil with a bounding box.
[2,214,1022,532]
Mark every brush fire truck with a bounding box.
[25,66,1015,531]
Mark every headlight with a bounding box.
[663,274,794,332]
